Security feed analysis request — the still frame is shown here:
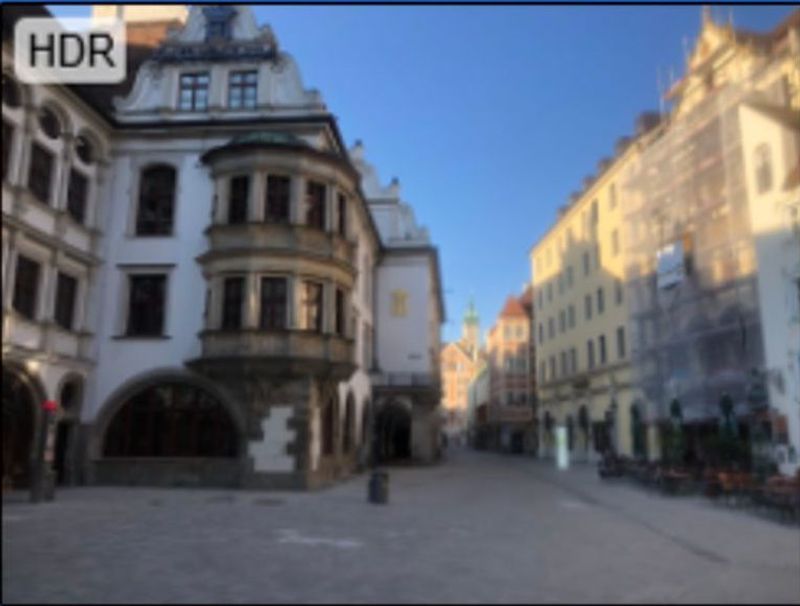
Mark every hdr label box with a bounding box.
[14,17,126,84]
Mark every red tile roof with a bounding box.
[499,296,527,318]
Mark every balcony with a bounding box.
[193,328,355,380]
[370,371,441,406]
[203,222,356,270]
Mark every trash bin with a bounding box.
[368,470,389,504]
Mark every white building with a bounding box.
[350,142,446,464]
[2,4,443,492]
[739,102,800,475]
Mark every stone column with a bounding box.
[251,172,266,223]
[291,175,304,226]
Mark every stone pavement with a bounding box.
[3,448,799,604]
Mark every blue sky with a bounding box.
[49,4,796,343]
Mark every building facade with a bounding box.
[622,10,800,471]
[2,4,444,492]
[439,300,481,442]
[351,142,446,465]
[530,120,654,463]
[479,294,536,454]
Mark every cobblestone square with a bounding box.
[3,450,799,604]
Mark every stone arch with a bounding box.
[2,361,47,489]
[90,368,247,461]
[375,398,412,463]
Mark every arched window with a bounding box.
[38,106,62,139]
[2,74,21,108]
[103,382,237,457]
[136,165,176,235]
[343,393,355,453]
[322,396,337,456]
[75,135,94,165]
[754,143,772,194]
[60,379,81,412]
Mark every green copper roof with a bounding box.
[463,298,479,325]
[229,131,308,147]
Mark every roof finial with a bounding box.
[702,5,712,26]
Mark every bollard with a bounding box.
[368,470,389,504]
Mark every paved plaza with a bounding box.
[3,449,799,604]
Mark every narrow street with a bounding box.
[3,449,799,604]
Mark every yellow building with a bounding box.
[530,120,659,462]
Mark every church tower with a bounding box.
[461,298,480,359]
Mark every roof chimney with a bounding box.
[635,112,661,136]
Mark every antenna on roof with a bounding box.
[657,67,665,115]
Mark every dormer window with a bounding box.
[178,73,209,111]
[228,71,257,109]
[203,5,235,42]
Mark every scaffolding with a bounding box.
[620,75,785,427]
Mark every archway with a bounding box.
[375,401,412,463]
[2,367,39,489]
[103,382,238,458]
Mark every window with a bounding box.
[599,334,607,365]
[2,120,13,181]
[549,356,556,379]
[504,325,512,339]
[566,266,574,288]
[260,277,287,330]
[557,274,563,294]
[615,279,624,305]
[591,199,599,225]
[548,317,555,339]
[126,274,167,336]
[13,255,40,320]
[221,277,245,330]
[54,272,78,331]
[538,322,544,344]
[305,181,326,229]
[302,281,323,332]
[547,283,553,302]
[75,135,94,165]
[570,348,577,373]
[559,310,566,333]
[103,383,237,458]
[391,290,408,317]
[228,175,249,224]
[228,70,257,109]
[337,193,347,237]
[585,294,592,320]
[540,361,546,383]
[617,326,626,359]
[597,287,605,314]
[38,107,61,139]
[335,288,346,336]
[583,251,590,276]
[28,143,54,204]
[67,169,88,225]
[136,165,176,235]
[755,143,772,194]
[265,175,291,224]
[595,243,602,268]
[611,229,619,256]
[587,340,595,370]
[178,72,209,111]
[568,304,575,329]
[560,352,568,377]
[609,183,617,209]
